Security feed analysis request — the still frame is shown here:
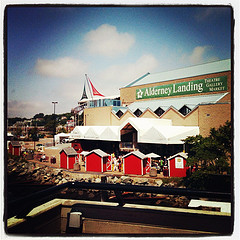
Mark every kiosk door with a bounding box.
[107,156,112,171]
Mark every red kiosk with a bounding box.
[9,141,21,156]
[60,147,78,169]
[85,149,109,173]
[123,151,148,176]
[168,152,188,177]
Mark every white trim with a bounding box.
[168,159,170,177]
[67,156,69,169]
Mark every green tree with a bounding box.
[28,126,39,140]
[184,121,231,174]
[33,113,44,119]
[44,119,55,133]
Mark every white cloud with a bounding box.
[98,54,159,94]
[8,100,45,118]
[84,24,135,57]
[189,46,209,65]
[194,7,228,22]
[8,99,76,118]
[35,57,88,79]
[181,46,219,66]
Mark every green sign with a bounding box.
[136,76,228,100]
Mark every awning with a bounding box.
[145,153,161,159]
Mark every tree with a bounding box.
[184,121,231,175]
[33,113,44,119]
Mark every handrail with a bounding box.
[7,181,231,218]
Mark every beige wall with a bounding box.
[83,103,231,137]
[161,107,199,127]
[110,111,135,126]
[141,109,158,118]
[198,103,231,137]
[84,106,112,126]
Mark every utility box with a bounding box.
[168,152,188,177]
[85,149,109,173]
[60,147,78,170]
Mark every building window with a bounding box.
[116,110,124,118]
[179,105,191,116]
[134,109,143,117]
[154,107,165,117]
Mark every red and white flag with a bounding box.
[87,77,105,97]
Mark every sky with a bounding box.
[6,5,232,118]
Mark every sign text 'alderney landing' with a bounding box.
[136,76,227,100]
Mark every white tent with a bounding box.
[99,126,120,141]
[70,126,120,141]
[141,125,199,144]
[54,132,70,144]
[70,117,199,145]
[120,118,199,145]
[145,153,161,159]
[69,126,90,139]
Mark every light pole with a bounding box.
[52,101,58,146]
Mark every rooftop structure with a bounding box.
[125,59,231,88]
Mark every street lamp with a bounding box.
[52,101,58,146]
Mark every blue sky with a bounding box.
[6,6,232,118]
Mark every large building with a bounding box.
[84,59,231,137]
[69,59,231,156]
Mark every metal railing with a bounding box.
[7,181,231,219]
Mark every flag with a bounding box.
[87,77,105,97]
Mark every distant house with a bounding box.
[85,149,109,173]
[60,147,78,169]
[9,141,21,156]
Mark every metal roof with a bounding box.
[123,151,147,159]
[86,149,109,158]
[128,92,228,113]
[10,141,21,147]
[61,147,78,156]
[125,59,231,88]
[167,152,188,160]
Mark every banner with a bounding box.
[175,157,184,169]
[136,75,227,100]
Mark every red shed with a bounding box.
[9,141,21,156]
[168,152,188,177]
[85,149,109,173]
[123,151,148,176]
[60,147,78,169]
